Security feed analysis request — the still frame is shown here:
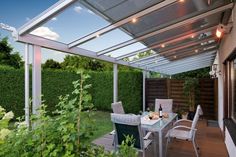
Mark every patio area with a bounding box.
[1,0,236,156]
[93,119,228,157]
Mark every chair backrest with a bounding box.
[111,101,125,114]
[190,105,203,137]
[155,99,173,113]
[111,113,143,149]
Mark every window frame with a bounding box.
[231,59,236,123]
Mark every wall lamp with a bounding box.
[209,64,221,78]
[216,23,233,38]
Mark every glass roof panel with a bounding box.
[121,0,230,38]
[29,1,110,43]
[106,42,147,58]
[78,28,134,52]
[142,11,222,46]
[81,0,164,22]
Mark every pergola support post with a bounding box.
[113,64,118,103]
[32,45,41,115]
[24,43,30,128]
[143,71,146,112]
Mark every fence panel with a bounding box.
[145,78,218,120]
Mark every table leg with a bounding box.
[159,131,162,157]
[154,133,157,157]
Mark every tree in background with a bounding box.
[43,59,61,69]
[61,55,105,71]
[172,67,210,79]
[0,37,22,69]
[61,54,137,71]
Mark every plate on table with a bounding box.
[141,115,161,125]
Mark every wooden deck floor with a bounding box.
[92,120,228,157]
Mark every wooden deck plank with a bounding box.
[92,120,228,157]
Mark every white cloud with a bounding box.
[74,6,82,13]
[87,9,95,15]
[51,17,57,21]
[30,27,60,40]
[26,17,30,21]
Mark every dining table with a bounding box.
[141,112,178,157]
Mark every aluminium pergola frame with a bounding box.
[95,3,233,56]
[152,51,216,74]
[1,0,232,127]
[115,25,217,60]
[16,1,233,72]
[129,36,216,64]
[139,45,217,67]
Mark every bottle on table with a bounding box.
[159,104,163,118]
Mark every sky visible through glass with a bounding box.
[0,0,145,63]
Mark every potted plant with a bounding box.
[183,78,199,120]
[173,104,188,119]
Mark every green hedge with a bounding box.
[0,69,142,117]
[0,68,25,117]
[88,71,142,113]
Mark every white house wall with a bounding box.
[218,5,236,157]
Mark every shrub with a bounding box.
[0,71,138,157]
[0,69,142,117]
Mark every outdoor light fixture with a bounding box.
[161,44,165,48]
[216,23,233,38]
[216,25,223,38]
[216,28,222,38]
[131,18,137,23]
[209,64,221,78]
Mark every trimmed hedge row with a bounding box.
[0,69,142,117]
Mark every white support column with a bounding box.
[32,45,41,115]
[143,71,146,112]
[24,44,30,128]
[113,64,118,103]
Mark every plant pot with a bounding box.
[182,113,188,119]
[187,111,195,120]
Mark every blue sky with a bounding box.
[0,0,146,63]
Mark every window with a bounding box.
[232,59,236,122]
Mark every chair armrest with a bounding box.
[109,130,115,135]
[172,125,197,131]
[143,131,152,140]
[174,119,193,126]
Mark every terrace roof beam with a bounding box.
[115,25,217,60]
[16,34,150,71]
[68,0,177,48]
[155,56,215,71]
[96,3,233,56]
[18,0,76,35]
[159,61,213,75]
[139,46,216,67]
[157,57,214,73]
[160,59,214,74]
[129,36,215,64]
[150,50,216,70]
